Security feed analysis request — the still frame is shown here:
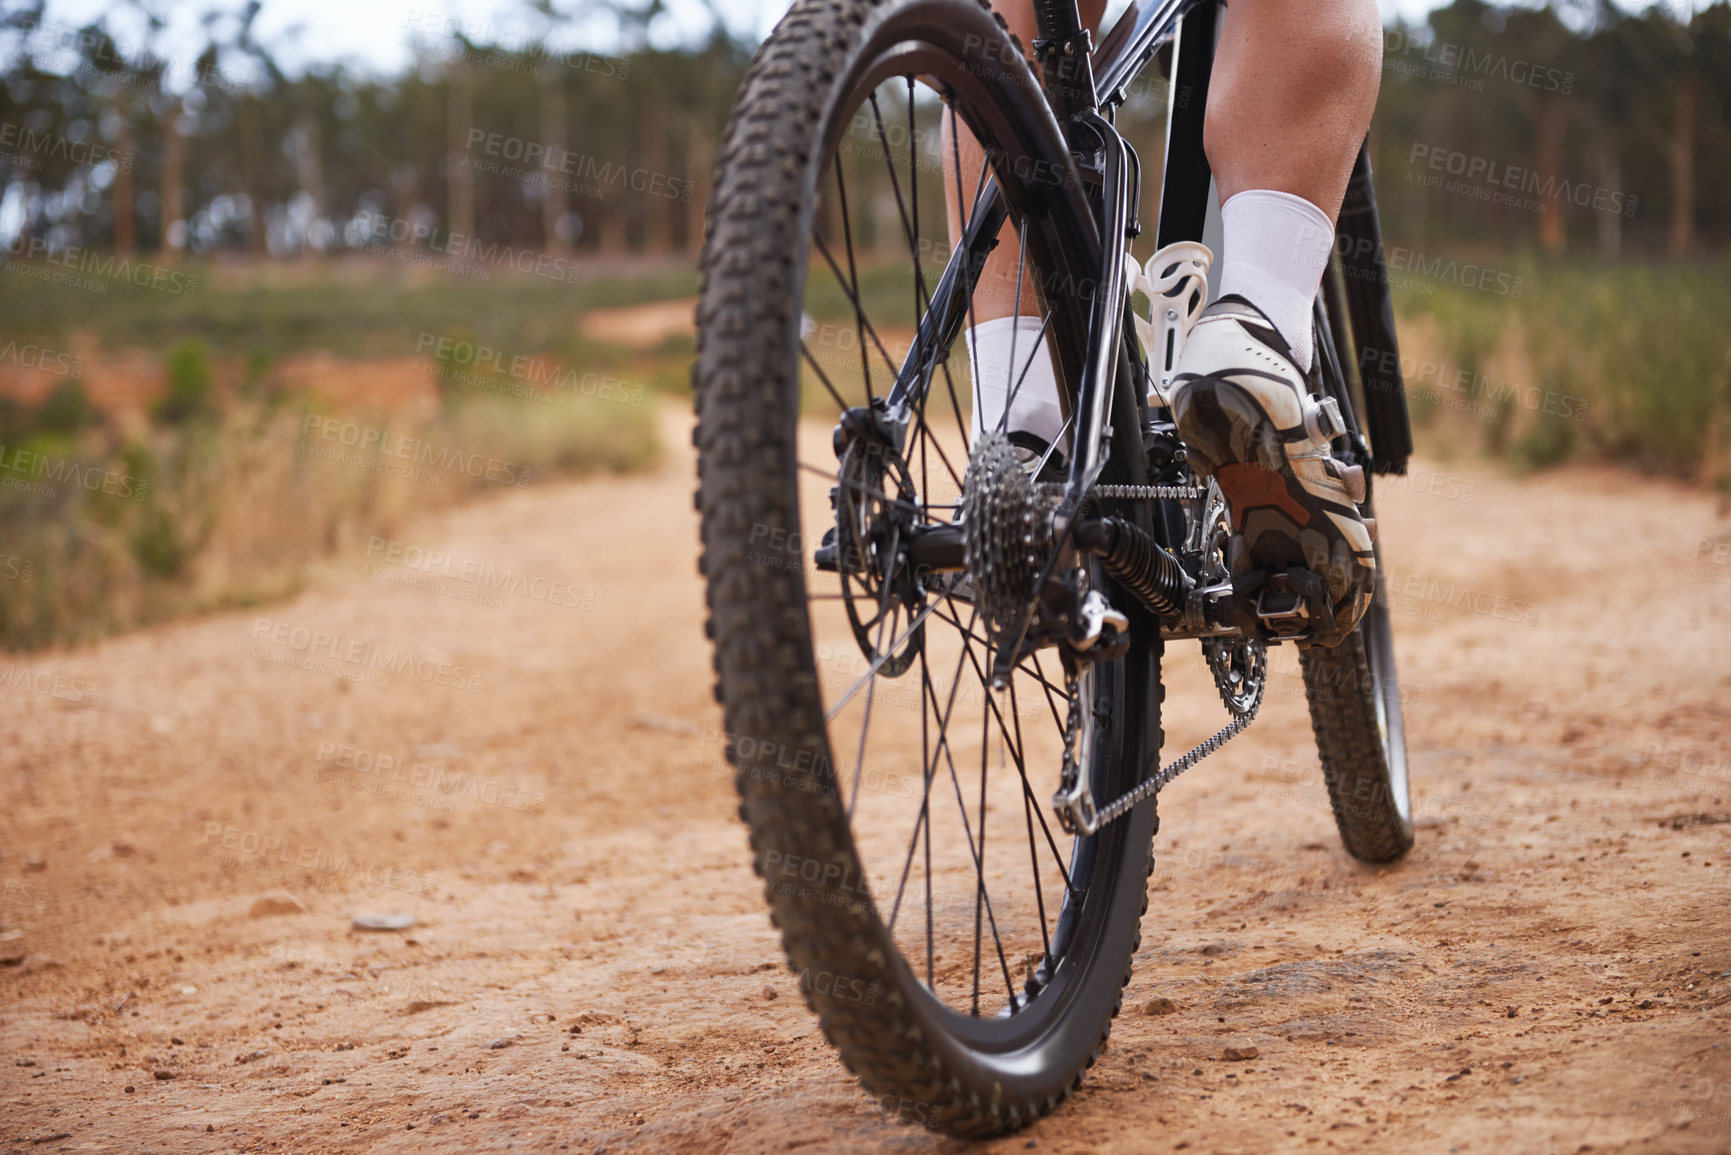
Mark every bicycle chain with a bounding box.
[1037,483,1207,501]
[990,471,1255,833]
[1057,668,1263,834]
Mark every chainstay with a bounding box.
[1089,693,1261,831]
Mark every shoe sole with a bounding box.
[1174,375,1376,639]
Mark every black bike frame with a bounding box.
[889,0,1412,485]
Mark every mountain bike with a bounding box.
[692,0,1416,1135]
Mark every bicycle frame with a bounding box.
[884,0,1411,501]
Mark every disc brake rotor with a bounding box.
[836,434,922,677]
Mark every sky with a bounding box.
[10,0,1471,83]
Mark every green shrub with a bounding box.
[154,340,218,425]
[1398,257,1731,479]
[34,381,94,435]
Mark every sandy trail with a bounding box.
[2,403,1729,1154]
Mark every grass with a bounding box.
[1389,257,1731,485]
[0,263,682,651]
[0,255,698,362]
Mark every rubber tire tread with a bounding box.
[692,0,1155,1135]
[1298,572,1415,863]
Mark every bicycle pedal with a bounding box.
[1234,567,1340,644]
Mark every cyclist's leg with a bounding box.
[1206,0,1382,369]
[1170,0,1384,643]
[945,0,1106,455]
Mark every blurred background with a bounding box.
[0,0,1727,651]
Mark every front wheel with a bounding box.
[695,0,1161,1136]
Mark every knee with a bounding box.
[1205,0,1383,147]
[1242,0,1382,94]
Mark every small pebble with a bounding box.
[352,914,417,932]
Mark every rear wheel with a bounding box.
[694,0,1161,1135]
[1302,299,1415,863]
[1299,541,1414,862]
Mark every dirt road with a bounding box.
[3,404,1730,1154]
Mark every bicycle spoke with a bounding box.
[824,598,941,721]
[830,153,873,404]
[887,613,974,936]
[936,610,1078,901]
[800,340,853,414]
[848,540,902,819]
[795,461,922,516]
[1009,678,1054,968]
[994,218,1030,440]
[1001,313,1056,439]
[811,231,905,386]
[868,91,931,322]
[937,697,1019,1016]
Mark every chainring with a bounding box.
[1202,635,1267,716]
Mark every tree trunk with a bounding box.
[447,62,475,249]
[1536,101,1566,255]
[1669,78,1697,257]
[238,98,265,255]
[292,116,323,259]
[540,64,571,255]
[641,97,672,254]
[1596,145,1621,259]
[112,109,135,256]
[685,120,713,256]
[161,103,186,261]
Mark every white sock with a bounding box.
[1218,189,1335,371]
[967,315,1066,452]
